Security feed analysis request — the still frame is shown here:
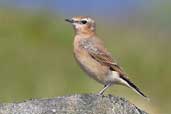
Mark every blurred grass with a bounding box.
[0,8,171,114]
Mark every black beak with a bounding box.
[65,18,74,23]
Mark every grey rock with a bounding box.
[0,94,148,114]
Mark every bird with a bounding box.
[65,16,149,99]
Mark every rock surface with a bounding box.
[0,94,148,114]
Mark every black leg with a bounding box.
[98,83,112,95]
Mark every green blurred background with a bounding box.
[0,1,171,114]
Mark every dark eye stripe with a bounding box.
[81,20,87,24]
[74,21,79,23]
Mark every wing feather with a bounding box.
[80,39,126,77]
[88,50,126,77]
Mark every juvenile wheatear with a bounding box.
[65,16,148,99]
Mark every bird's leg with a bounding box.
[98,83,112,95]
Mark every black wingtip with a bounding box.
[120,76,149,100]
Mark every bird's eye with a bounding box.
[81,20,87,24]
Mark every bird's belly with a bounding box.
[74,51,109,84]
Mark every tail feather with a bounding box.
[120,76,149,100]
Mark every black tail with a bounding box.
[120,76,149,100]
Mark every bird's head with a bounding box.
[65,16,96,36]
